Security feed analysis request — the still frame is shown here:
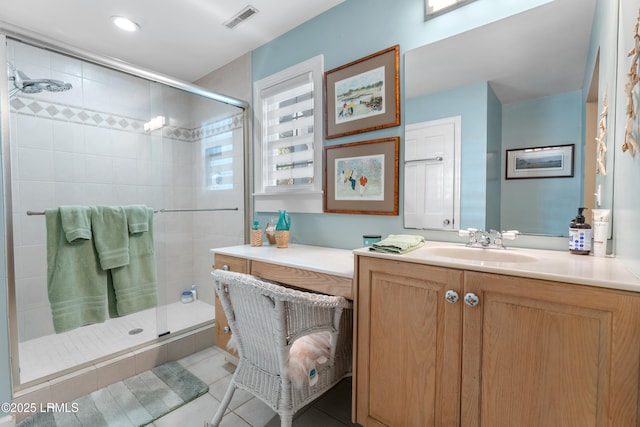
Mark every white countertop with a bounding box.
[212,244,354,279]
[354,241,640,293]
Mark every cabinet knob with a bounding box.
[445,290,459,304]
[443,219,451,226]
[464,293,479,307]
[223,326,231,334]
[223,264,230,271]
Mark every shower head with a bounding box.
[8,64,73,97]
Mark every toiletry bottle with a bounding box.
[569,207,591,255]
[592,209,610,257]
[251,219,262,247]
[191,284,197,300]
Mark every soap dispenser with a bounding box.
[569,207,591,255]
[250,219,263,247]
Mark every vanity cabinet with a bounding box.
[354,256,640,427]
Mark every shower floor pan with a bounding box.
[18,300,214,384]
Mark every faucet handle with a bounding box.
[458,228,477,237]
[502,230,519,240]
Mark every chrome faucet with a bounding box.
[459,228,519,249]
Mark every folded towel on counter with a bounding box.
[91,206,130,270]
[109,206,158,317]
[46,208,108,333]
[124,204,150,234]
[59,205,92,242]
[369,234,425,254]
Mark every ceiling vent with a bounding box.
[224,5,259,29]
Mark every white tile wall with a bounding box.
[8,40,245,345]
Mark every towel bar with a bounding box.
[26,207,239,215]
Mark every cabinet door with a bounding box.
[356,257,463,426]
[462,272,640,427]
[212,254,249,356]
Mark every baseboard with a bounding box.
[0,414,15,427]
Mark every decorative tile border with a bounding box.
[10,96,243,143]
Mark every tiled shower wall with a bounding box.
[7,40,245,341]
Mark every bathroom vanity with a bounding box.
[353,242,640,427]
[211,244,354,355]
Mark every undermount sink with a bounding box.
[422,246,538,263]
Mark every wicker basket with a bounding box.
[275,230,290,248]
[250,229,263,247]
[265,223,276,245]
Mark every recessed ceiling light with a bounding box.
[111,16,140,32]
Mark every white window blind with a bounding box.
[262,72,316,191]
[254,55,324,216]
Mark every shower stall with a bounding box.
[1,34,249,391]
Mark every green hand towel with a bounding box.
[91,206,130,270]
[59,205,92,242]
[110,207,158,317]
[370,234,425,254]
[124,204,150,234]
[46,209,108,333]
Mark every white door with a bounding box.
[404,116,460,229]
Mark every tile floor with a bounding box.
[152,346,359,427]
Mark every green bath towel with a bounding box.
[125,204,149,234]
[370,234,425,254]
[60,205,92,242]
[46,209,108,333]
[91,206,130,270]
[109,207,158,317]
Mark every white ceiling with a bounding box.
[0,0,597,103]
[406,0,597,104]
[0,0,345,82]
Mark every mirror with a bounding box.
[404,0,617,236]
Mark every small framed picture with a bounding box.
[324,137,399,215]
[324,45,400,139]
[505,144,574,179]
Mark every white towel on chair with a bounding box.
[287,332,331,388]
[227,332,331,388]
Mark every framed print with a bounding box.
[324,137,399,215]
[324,45,400,139]
[505,144,575,179]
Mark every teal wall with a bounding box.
[252,0,555,249]
[486,85,502,231]
[501,91,583,235]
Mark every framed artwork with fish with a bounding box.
[324,137,399,215]
[324,45,400,139]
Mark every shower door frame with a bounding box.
[0,26,253,391]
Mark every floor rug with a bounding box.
[17,361,209,427]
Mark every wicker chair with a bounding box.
[208,269,353,427]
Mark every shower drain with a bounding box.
[128,328,144,335]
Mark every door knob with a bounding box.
[464,293,479,307]
[445,290,459,304]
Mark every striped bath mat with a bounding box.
[18,361,208,427]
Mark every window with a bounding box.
[254,55,324,213]
[202,114,242,191]
[425,0,476,19]
[205,137,233,191]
